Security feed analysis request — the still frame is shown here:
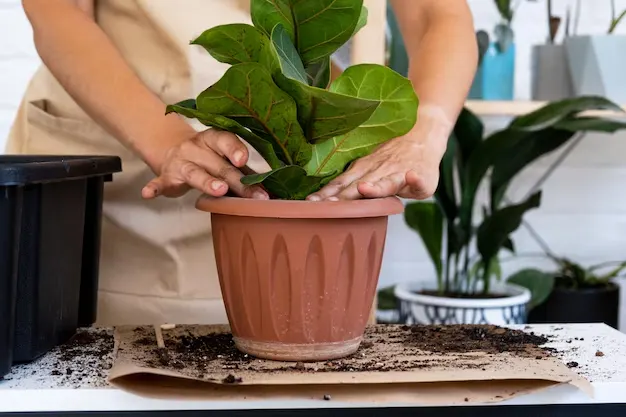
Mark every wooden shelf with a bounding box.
[466,100,626,118]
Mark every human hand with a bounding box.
[141,129,269,200]
[306,131,445,201]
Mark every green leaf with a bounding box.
[454,107,484,171]
[270,24,308,84]
[190,24,274,70]
[291,0,364,64]
[251,0,295,42]
[241,165,335,199]
[502,237,515,253]
[165,99,284,170]
[353,5,368,35]
[305,64,418,176]
[459,128,526,231]
[495,0,513,22]
[507,268,555,310]
[510,96,623,131]
[269,24,380,143]
[554,116,626,133]
[477,191,542,262]
[490,128,573,210]
[377,286,397,310]
[305,58,331,88]
[196,62,311,166]
[404,201,444,286]
[434,134,458,222]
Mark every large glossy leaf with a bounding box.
[304,64,418,176]
[241,165,334,199]
[291,0,364,65]
[458,129,526,231]
[490,128,573,210]
[196,62,311,166]
[404,201,444,286]
[435,134,458,222]
[190,24,274,70]
[270,24,380,143]
[305,58,331,88]
[507,268,555,310]
[476,191,542,263]
[554,116,626,133]
[454,107,484,172]
[165,99,284,170]
[510,96,623,131]
[250,0,295,42]
[353,5,368,35]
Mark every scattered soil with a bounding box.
[121,324,554,383]
[567,361,579,368]
[399,325,550,355]
[595,351,605,357]
[418,291,508,299]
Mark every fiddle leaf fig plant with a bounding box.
[166,0,418,200]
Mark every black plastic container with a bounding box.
[0,155,121,377]
[528,283,620,329]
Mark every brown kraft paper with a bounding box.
[108,324,592,405]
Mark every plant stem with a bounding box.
[547,0,553,43]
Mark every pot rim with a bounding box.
[394,281,531,309]
[196,195,404,219]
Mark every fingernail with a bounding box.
[253,191,268,200]
[211,181,226,191]
[233,151,244,164]
[308,195,321,202]
[363,182,375,188]
[327,197,339,202]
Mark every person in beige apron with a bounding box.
[9,0,477,326]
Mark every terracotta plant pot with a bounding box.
[196,196,403,362]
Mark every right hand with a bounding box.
[141,129,269,200]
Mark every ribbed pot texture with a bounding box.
[196,196,403,362]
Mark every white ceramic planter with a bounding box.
[394,282,531,326]
[531,44,574,101]
[565,35,626,104]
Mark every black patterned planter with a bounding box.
[393,282,531,325]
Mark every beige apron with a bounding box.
[5,0,254,326]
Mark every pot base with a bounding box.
[234,336,363,362]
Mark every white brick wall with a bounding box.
[1,0,626,329]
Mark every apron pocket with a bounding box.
[24,99,135,159]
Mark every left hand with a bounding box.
[306,131,445,201]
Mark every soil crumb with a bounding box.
[595,351,605,357]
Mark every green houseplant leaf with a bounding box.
[510,96,623,131]
[190,24,275,70]
[305,64,418,176]
[165,99,284,170]
[241,165,334,200]
[490,128,573,209]
[404,201,444,288]
[270,24,381,143]
[251,0,364,66]
[477,191,542,263]
[507,268,555,310]
[196,62,312,166]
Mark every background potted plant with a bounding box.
[508,257,625,329]
[394,96,626,325]
[564,0,626,104]
[166,0,414,362]
[469,0,532,101]
[531,0,578,101]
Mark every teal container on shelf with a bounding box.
[469,42,515,101]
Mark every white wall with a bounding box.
[1,0,626,329]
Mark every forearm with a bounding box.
[23,0,195,173]
[391,0,477,155]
